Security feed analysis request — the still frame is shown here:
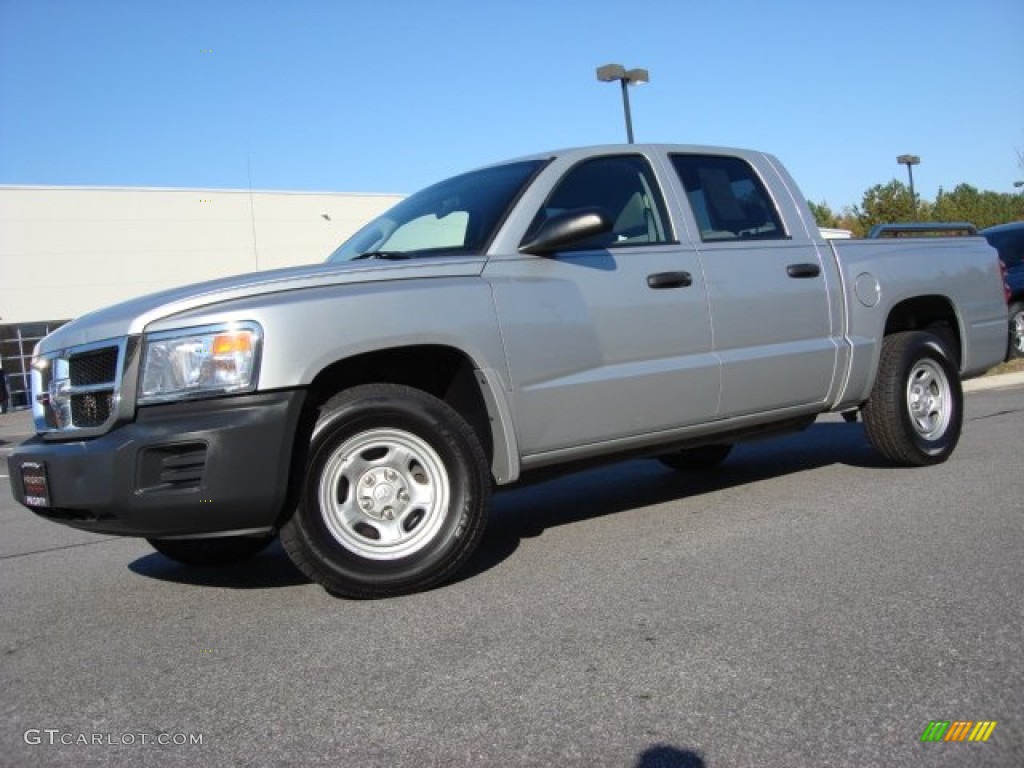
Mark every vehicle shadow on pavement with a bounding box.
[128,539,310,589]
[633,745,706,768]
[127,421,890,592]
[459,421,888,582]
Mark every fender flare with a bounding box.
[473,367,521,484]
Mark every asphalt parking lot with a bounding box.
[1,379,1021,767]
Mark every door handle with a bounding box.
[647,271,692,289]
[786,263,821,278]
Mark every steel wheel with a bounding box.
[905,359,952,440]
[862,330,963,466]
[318,427,450,560]
[1009,303,1024,359]
[280,383,490,599]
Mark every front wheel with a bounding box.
[280,384,490,599]
[1008,301,1024,360]
[862,331,963,466]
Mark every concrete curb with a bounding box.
[963,371,1024,393]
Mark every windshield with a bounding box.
[327,159,546,262]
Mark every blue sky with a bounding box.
[1,0,1021,210]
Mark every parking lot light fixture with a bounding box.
[596,63,649,144]
[897,154,921,210]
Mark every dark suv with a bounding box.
[981,221,1024,359]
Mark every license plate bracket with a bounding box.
[20,461,51,508]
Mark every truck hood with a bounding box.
[39,255,487,352]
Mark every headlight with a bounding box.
[139,322,262,404]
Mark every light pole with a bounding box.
[596,63,649,144]
[897,154,920,210]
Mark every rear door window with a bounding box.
[670,154,787,242]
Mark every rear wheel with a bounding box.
[1008,302,1024,360]
[658,444,733,471]
[148,534,275,566]
[281,384,490,599]
[862,331,962,466]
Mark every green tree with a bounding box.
[932,183,978,223]
[808,200,839,228]
[932,184,1024,229]
[837,211,866,237]
[854,180,917,232]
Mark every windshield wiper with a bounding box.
[351,251,414,261]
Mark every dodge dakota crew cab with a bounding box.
[8,145,1009,598]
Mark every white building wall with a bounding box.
[0,186,403,324]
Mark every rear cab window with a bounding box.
[670,154,787,242]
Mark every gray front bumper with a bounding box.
[7,390,306,537]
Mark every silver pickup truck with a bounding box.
[8,144,1009,598]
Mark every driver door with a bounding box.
[485,153,720,458]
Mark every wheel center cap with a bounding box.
[358,468,411,520]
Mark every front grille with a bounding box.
[34,339,128,436]
[69,347,119,386]
[71,391,115,427]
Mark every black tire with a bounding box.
[148,534,275,567]
[1008,301,1024,360]
[862,331,963,466]
[280,383,490,599]
[658,444,733,471]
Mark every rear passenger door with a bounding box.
[669,153,838,417]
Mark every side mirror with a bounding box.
[518,208,612,255]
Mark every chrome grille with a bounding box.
[70,391,115,427]
[33,339,129,436]
[69,347,119,386]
